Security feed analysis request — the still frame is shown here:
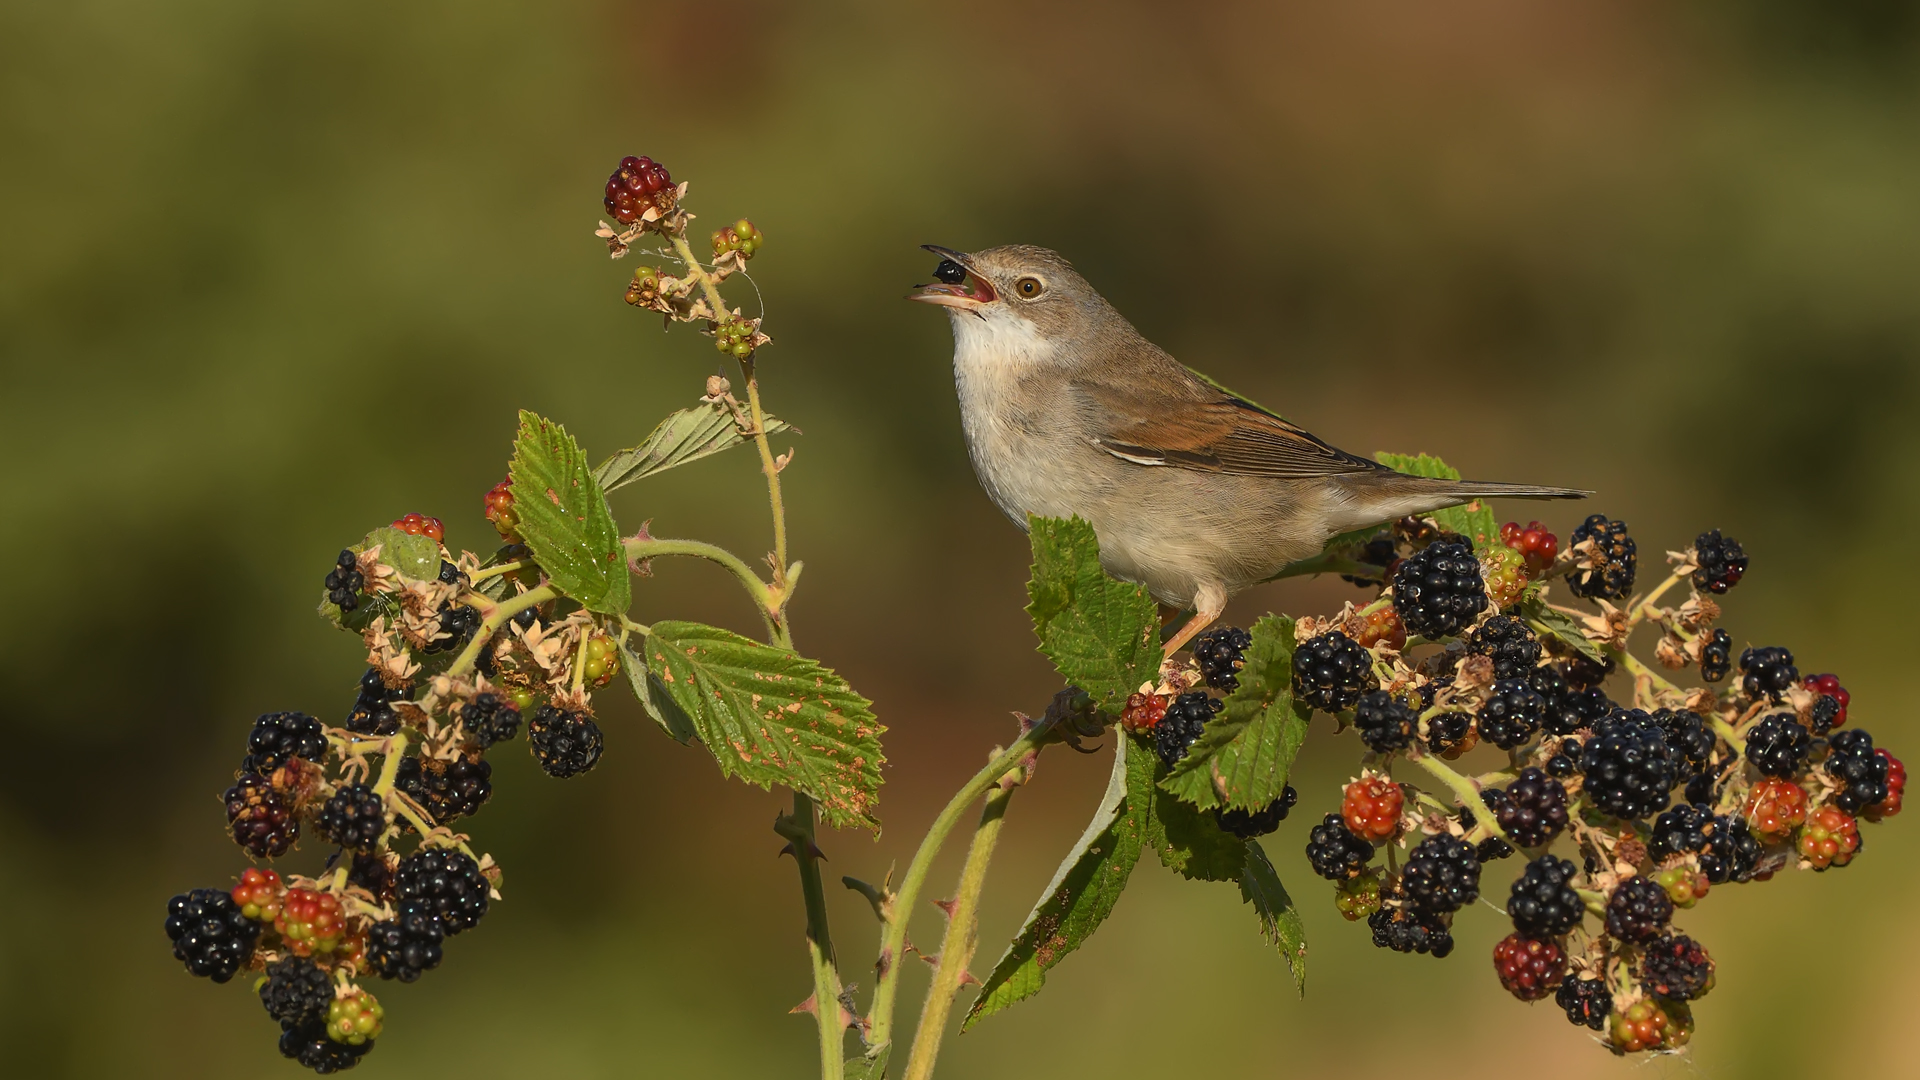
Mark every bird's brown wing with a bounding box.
[1077,383,1386,480]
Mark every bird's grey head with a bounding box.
[908,244,1119,366]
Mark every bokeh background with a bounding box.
[4,1,1917,1077]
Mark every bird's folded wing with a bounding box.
[1077,384,1384,479]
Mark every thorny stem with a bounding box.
[447,585,557,679]
[901,782,1018,1080]
[1410,752,1519,849]
[775,792,845,1080]
[865,723,1056,1056]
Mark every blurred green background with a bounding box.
[4,1,1917,1077]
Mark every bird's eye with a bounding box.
[1015,276,1044,298]
[933,259,967,285]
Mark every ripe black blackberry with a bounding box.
[1827,728,1891,814]
[259,956,333,1029]
[366,900,444,982]
[164,887,262,983]
[1352,690,1416,752]
[1690,530,1748,594]
[1699,629,1733,683]
[1340,534,1398,587]
[1192,626,1253,691]
[1604,875,1672,943]
[1745,713,1811,778]
[243,711,329,775]
[396,754,493,823]
[1468,614,1541,679]
[346,668,406,737]
[225,773,299,858]
[317,784,386,852]
[1655,708,1716,775]
[1390,536,1487,639]
[1561,652,1615,691]
[1213,785,1297,838]
[1425,711,1473,756]
[1649,804,1760,884]
[1567,514,1636,600]
[460,692,523,749]
[437,559,462,585]
[1290,630,1375,712]
[280,1018,372,1073]
[423,603,483,655]
[1487,767,1569,847]
[529,705,606,778]
[1556,977,1612,1031]
[349,851,396,902]
[1545,751,1578,779]
[1401,834,1481,913]
[1738,645,1799,702]
[1367,903,1454,958]
[1477,679,1547,750]
[1476,837,1515,862]
[1508,855,1584,939]
[396,848,490,934]
[324,549,364,612]
[1581,709,1676,820]
[1455,804,1511,862]
[1809,694,1843,737]
[1305,813,1374,880]
[1640,933,1714,1000]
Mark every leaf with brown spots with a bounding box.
[644,620,884,831]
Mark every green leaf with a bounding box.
[621,638,697,745]
[1025,516,1161,712]
[593,401,791,495]
[964,734,1147,1029]
[1241,842,1307,996]
[1374,450,1500,550]
[644,621,884,831]
[508,411,631,615]
[1520,594,1605,664]
[845,1046,889,1080]
[1143,749,1248,882]
[1160,616,1311,811]
[361,525,442,582]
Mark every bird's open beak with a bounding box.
[908,244,996,310]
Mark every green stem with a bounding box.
[900,782,1017,1080]
[1410,752,1517,848]
[369,734,408,796]
[447,585,557,679]
[1628,569,1688,627]
[624,535,777,635]
[865,726,1053,1053]
[739,357,790,583]
[1613,647,1684,705]
[1709,714,1747,755]
[467,560,527,585]
[775,792,845,1080]
[1575,888,1608,918]
[570,621,592,695]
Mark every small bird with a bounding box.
[909,244,1588,656]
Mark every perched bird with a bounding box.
[910,244,1587,656]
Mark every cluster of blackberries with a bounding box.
[461,692,523,749]
[1580,709,1677,820]
[324,550,364,611]
[1568,514,1635,600]
[1390,536,1487,638]
[397,754,494,823]
[1291,630,1374,711]
[1691,530,1748,594]
[1353,690,1417,752]
[1649,804,1760,883]
[604,155,674,224]
[711,218,765,259]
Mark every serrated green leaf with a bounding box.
[1161,615,1311,811]
[644,621,884,831]
[622,638,697,745]
[1143,747,1248,882]
[508,411,631,615]
[593,401,791,495]
[1241,842,1307,996]
[1374,450,1500,550]
[964,734,1146,1029]
[1025,516,1160,712]
[1520,594,1605,664]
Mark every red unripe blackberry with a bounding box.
[1690,529,1748,594]
[1467,614,1541,680]
[396,848,490,934]
[327,985,384,1046]
[460,692,522,750]
[1291,630,1375,712]
[1367,901,1454,958]
[1610,997,1679,1053]
[226,773,299,858]
[164,887,262,983]
[1493,933,1566,1001]
[1556,976,1611,1030]
[1803,672,1850,730]
[1826,728,1890,814]
[1581,708,1676,820]
[260,956,333,1029]
[231,866,286,921]
[1508,855,1584,939]
[1485,767,1569,848]
[317,784,387,852]
[277,888,347,957]
[605,155,674,223]
[280,1018,373,1073]
[1305,812,1374,881]
[1152,693,1216,767]
[324,549,366,612]
[1604,875,1672,943]
[1119,692,1169,733]
[1500,519,1558,575]
[1738,645,1799,702]
[396,754,493,823]
[530,705,606,778]
[1213,785,1297,838]
[365,900,444,982]
[1192,625,1253,690]
[1477,678,1547,750]
[244,711,329,776]
[1699,629,1733,683]
[1744,778,1808,839]
[1390,536,1487,639]
[1568,514,1636,600]
[1865,749,1905,821]
[390,512,444,543]
[1341,775,1403,842]
[483,478,519,540]
[1402,833,1481,914]
[1640,933,1715,1000]
[1797,804,1860,869]
[1352,690,1416,752]
[1351,603,1407,651]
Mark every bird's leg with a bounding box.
[1160,582,1226,660]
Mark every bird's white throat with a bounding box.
[946,305,1053,381]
